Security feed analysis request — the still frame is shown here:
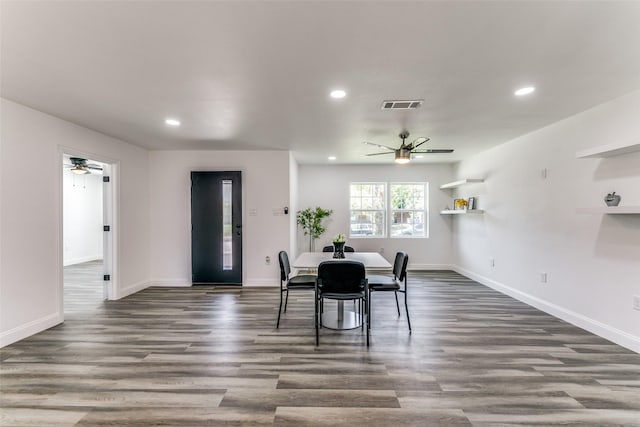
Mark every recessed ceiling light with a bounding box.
[330,89,346,99]
[165,118,181,126]
[328,156,337,161]
[514,86,535,96]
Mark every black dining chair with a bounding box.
[315,260,369,346]
[367,251,411,332]
[322,245,355,252]
[277,251,316,328]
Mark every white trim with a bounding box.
[63,255,103,266]
[408,264,454,271]
[244,278,279,287]
[115,280,149,299]
[0,312,63,348]
[453,265,640,354]
[150,279,192,287]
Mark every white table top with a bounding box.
[292,252,392,269]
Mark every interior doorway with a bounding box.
[61,152,116,314]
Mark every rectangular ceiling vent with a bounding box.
[381,99,423,110]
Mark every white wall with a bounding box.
[452,90,640,353]
[289,153,299,258]
[0,98,150,347]
[148,150,291,287]
[63,169,103,265]
[297,164,455,268]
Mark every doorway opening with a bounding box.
[61,152,116,315]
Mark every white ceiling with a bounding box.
[2,1,640,164]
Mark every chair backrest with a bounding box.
[393,251,409,281]
[278,251,291,281]
[344,246,355,252]
[317,261,365,294]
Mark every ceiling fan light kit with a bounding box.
[71,166,90,175]
[394,149,411,164]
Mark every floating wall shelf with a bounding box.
[576,141,640,158]
[576,206,640,215]
[440,179,484,189]
[440,209,484,215]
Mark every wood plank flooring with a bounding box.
[1,265,639,426]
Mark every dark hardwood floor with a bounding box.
[1,265,639,426]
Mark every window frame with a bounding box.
[348,182,387,239]
[389,182,429,239]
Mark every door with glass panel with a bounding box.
[191,171,242,284]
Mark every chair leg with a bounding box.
[394,291,400,316]
[284,289,290,312]
[276,289,284,328]
[404,291,411,332]
[315,296,320,346]
[366,294,370,346]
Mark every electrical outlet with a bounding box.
[540,272,547,283]
[265,256,271,265]
[379,248,384,254]
[633,295,640,311]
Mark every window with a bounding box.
[390,183,427,237]
[349,182,428,238]
[349,183,386,237]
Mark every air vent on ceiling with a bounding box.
[381,99,423,110]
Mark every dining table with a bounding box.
[292,251,392,329]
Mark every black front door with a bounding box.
[191,171,242,284]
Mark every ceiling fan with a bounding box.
[363,131,454,164]
[64,157,103,175]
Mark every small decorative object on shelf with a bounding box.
[332,233,346,258]
[454,199,468,210]
[604,192,621,207]
[467,197,476,210]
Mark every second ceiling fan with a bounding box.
[363,131,453,164]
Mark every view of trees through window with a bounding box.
[390,183,426,237]
[349,182,427,238]
[349,183,386,237]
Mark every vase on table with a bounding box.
[332,241,345,259]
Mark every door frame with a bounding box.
[58,147,119,317]
[190,168,246,285]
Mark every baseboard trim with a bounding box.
[0,312,63,348]
[149,279,191,287]
[408,263,454,271]
[244,279,278,287]
[115,280,149,300]
[452,265,640,354]
[63,255,102,266]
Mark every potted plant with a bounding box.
[332,233,346,258]
[296,207,333,251]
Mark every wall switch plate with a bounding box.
[265,256,271,265]
[633,295,640,311]
[540,272,547,283]
[490,258,495,268]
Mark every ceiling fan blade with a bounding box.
[86,164,103,170]
[363,141,396,151]
[366,152,394,156]
[412,149,454,154]
[411,137,430,149]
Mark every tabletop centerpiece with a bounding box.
[332,233,346,258]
